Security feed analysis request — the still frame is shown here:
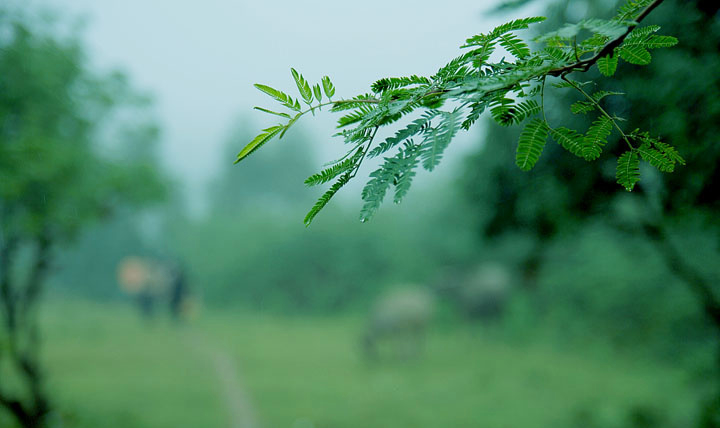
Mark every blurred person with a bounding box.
[117,256,170,320]
[117,256,150,295]
[168,261,194,323]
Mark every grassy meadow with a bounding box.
[11,301,700,428]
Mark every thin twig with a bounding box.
[349,126,379,179]
[561,75,635,150]
[548,0,665,77]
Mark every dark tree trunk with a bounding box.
[1,235,19,336]
[0,231,53,428]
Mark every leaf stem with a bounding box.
[561,75,634,150]
[540,76,549,125]
[349,126,379,179]
[303,98,380,116]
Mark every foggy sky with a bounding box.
[20,0,541,212]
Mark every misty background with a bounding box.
[22,0,542,215]
[1,0,719,427]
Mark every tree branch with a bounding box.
[548,0,665,77]
[19,230,52,320]
[324,0,667,108]
[0,231,52,427]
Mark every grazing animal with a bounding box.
[362,287,435,361]
[458,263,512,320]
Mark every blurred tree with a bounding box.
[0,9,166,427]
[460,0,720,423]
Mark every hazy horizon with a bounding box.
[18,0,542,214]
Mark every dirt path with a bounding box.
[188,332,260,428]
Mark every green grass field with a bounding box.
[0,301,702,427]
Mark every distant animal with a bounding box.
[362,287,435,361]
[458,263,512,320]
[435,263,513,320]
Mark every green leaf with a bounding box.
[491,16,547,35]
[580,33,611,51]
[337,105,375,128]
[623,32,678,49]
[582,116,612,160]
[291,68,314,104]
[254,84,301,111]
[371,75,431,93]
[360,172,392,222]
[498,33,530,58]
[235,125,284,162]
[253,106,292,119]
[630,131,681,171]
[653,140,685,165]
[360,142,424,221]
[626,25,661,39]
[392,143,422,204]
[549,127,584,158]
[591,90,624,102]
[304,149,362,187]
[420,110,461,171]
[469,43,496,67]
[571,101,596,114]
[492,98,541,125]
[597,53,618,76]
[637,143,675,172]
[313,84,323,103]
[618,45,651,65]
[643,35,678,49]
[515,119,548,171]
[512,100,542,123]
[464,16,546,47]
[615,0,654,22]
[461,100,489,130]
[542,47,574,63]
[536,18,627,42]
[360,162,397,222]
[330,95,376,112]
[582,18,629,39]
[616,150,640,191]
[369,112,437,158]
[490,97,516,125]
[304,172,351,226]
[321,76,335,99]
